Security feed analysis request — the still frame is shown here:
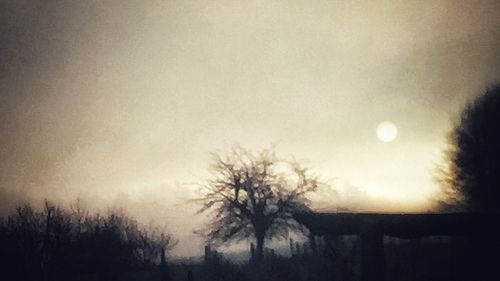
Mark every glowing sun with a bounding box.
[376,121,398,142]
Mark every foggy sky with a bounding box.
[1,0,500,257]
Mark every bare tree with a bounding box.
[196,147,322,261]
[436,85,500,212]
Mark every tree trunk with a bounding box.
[255,233,265,262]
[160,247,171,281]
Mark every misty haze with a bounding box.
[1,1,500,281]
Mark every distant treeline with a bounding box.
[0,200,176,281]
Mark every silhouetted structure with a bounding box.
[197,147,322,261]
[295,212,500,281]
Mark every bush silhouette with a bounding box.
[0,200,176,281]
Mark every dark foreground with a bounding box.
[2,203,499,281]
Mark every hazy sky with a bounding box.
[1,0,500,257]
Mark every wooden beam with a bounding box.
[294,212,500,238]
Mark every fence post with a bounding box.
[250,243,255,262]
[204,245,211,263]
[360,226,384,281]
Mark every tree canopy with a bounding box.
[197,147,322,260]
[437,85,500,212]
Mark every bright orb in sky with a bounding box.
[376,121,398,142]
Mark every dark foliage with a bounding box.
[436,85,500,212]
[0,200,176,281]
[196,147,322,261]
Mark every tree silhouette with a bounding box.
[197,147,321,261]
[0,200,177,281]
[437,85,500,212]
